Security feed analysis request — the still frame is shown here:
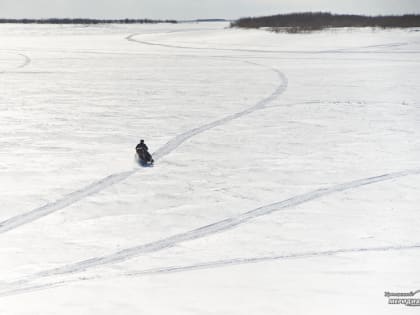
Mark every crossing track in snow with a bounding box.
[30,168,420,277]
[1,243,420,298]
[0,62,287,234]
[1,167,418,293]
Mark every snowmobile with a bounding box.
[136,147,154,166]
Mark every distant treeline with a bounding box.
[0,18,177,24]
[231,12,420,31]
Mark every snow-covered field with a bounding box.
[1,22,420,314]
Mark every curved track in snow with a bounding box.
[0,64,287,234]
[0,51,31,73]
[153,67,287,160]
[126,33,420,55]
[16,53,31,69]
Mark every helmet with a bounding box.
[140,139,144,143]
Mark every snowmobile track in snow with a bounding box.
[16,53,31,69]
[1,170,420,297]
[0,51,31,73]
[125,243,420,276]
[2,245,420,298]
[4,168,419,288]
[0,63,287,234]
[126,33,419,55]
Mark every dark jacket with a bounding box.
[136,142,148,151]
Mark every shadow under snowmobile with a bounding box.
[135,149,154,167]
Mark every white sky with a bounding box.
[0,0,419,19]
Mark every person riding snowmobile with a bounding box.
[136,139,153,164]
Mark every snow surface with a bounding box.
[0,22,420,314]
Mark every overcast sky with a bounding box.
[0,0,419,19]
